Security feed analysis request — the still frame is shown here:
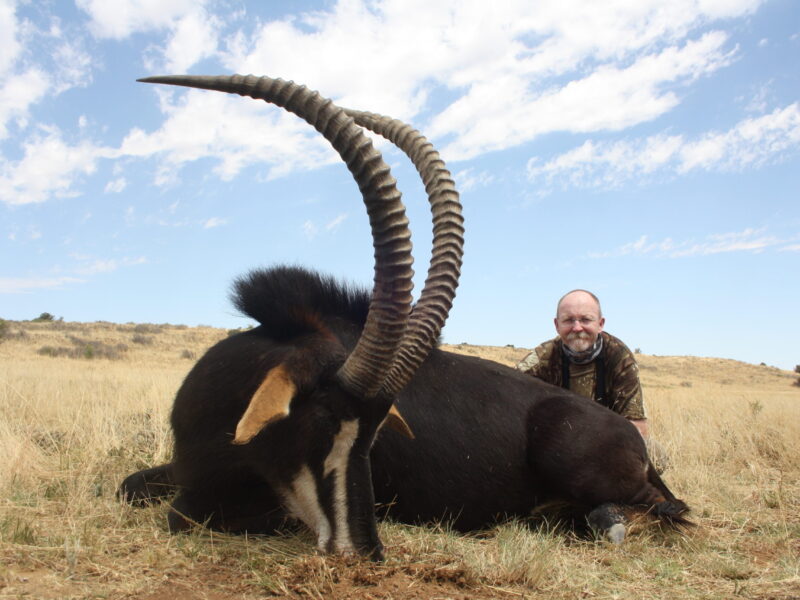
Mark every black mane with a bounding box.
[231,266,371,341]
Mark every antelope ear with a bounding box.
[383,403,414,439]
[233,364,296,445]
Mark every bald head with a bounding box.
[554,290,605,352]
[556,289,602,318]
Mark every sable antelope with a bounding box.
[119,74,689,560]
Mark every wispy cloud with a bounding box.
[303,220,318,240]
[0,5,93,139]
[202,217,227,229]
[72,256,148,275]
[104,177,127,193]
[301,215,346,240]
[528,103,800,190]
[325,213,348,231]
[589,228,793,259]
[0,276,85,294]
[455,168,496,193]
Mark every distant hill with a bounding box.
[2,319,796,394]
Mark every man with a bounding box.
[516,289,649,439]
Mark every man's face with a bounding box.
[554,292,605,352]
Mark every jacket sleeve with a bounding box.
[515,341,557,385]
[607,346,646,420]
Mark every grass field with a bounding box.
[1,319,798,599]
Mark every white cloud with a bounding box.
[680,103,800,172]
[218,0,762,162]
[74,259,119,275]
[2,78,342,205]
[0,254,147,295]
[202,217,226,229]
[455,168,496,193]
[51,38,94,93]
[589,228,789,259]
[119,86,339,185]
[0,3,93,139]
[104,0,756,186]
[743,81,773,113]
[78,0,218,73]
[0,128,114,205]
[158,9,219,73]
[1,0,777,204]
[104,177,127,193]
[0,68,48,139]
[0,276,84,294]
[303,220,318,240]
[77,0,203,39]
[72,256,147,275]
[325,213,347,231]
[528,103,800,189]
[433,31,735,159]
[0,0,21,77]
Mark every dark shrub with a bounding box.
[37,336,128,360]
[134,323,162,335]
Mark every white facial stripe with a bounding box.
[323,419,359,553]
[281,465,331,551]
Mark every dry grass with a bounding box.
[1,320,798,599]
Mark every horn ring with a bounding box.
[345,109,464,396]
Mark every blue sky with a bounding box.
[1,0,798,370]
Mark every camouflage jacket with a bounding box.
[515,332,646,420]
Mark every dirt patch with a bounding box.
[1,569,79,600]
[120,556,507,600]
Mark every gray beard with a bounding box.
[565,332,592,352]
[562,335,603,365]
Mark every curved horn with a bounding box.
[344,110,464,396]
[137,74,414,398]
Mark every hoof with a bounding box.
[587,502,627,544]
[606,523,626,544]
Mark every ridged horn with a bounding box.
[137,74,414,399]
[344,109,464,396]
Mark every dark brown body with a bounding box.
[120,267,688,550]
